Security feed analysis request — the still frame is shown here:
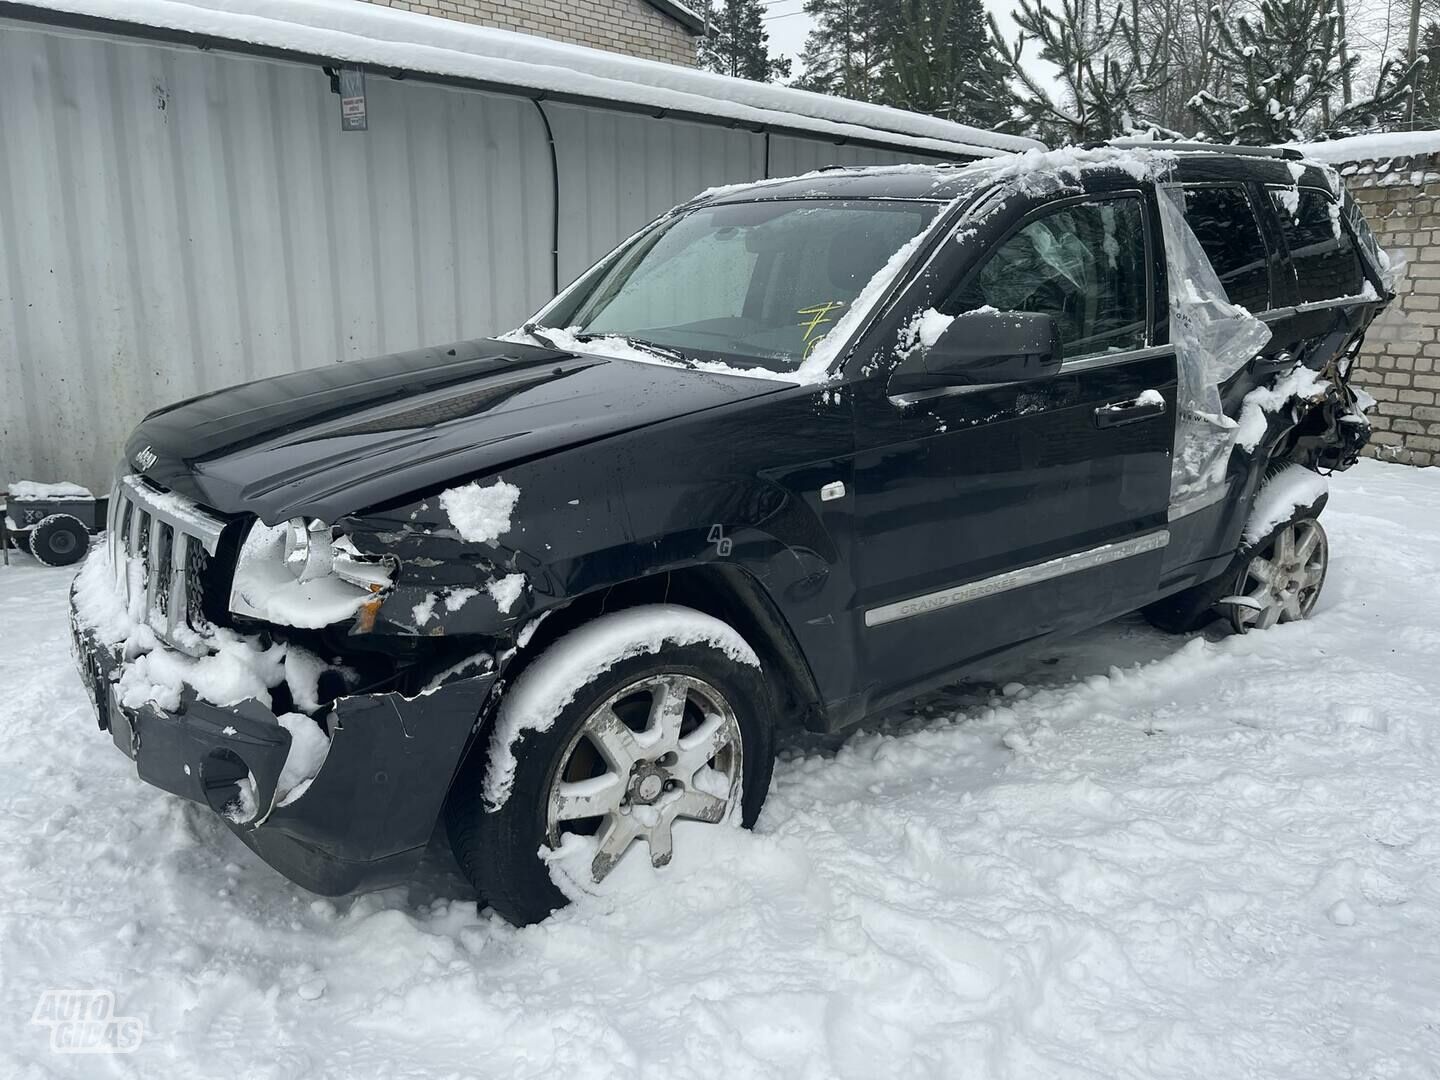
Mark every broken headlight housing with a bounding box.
[229,517,394,628]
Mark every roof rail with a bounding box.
[1105,138,1305,161]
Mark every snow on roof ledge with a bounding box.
[10,0,1042,159]
[644,0,706,35]
[1290,130,1440,164]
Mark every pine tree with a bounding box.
[1411,24,1440,127]
[1189,0,1359,144]
[698,0,792,82]
[885,0,1018,128]
[793,0,895,100]
[990,0,1167,143]
[1321,56,1422,138]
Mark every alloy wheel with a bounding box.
[1226,518,1329,633]
[546,673,744,885]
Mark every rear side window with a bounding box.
[1269,187,1366,302]
[943,197,1148,359]
[1181,186,1272,312]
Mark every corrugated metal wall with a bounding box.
[0,19,967,494]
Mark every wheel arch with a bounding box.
[503,563,826,733]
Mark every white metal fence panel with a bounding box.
[544,102,767,287]
[0,22,554,493]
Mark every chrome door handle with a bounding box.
[1094,392,1166,429]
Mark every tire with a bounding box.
[27,513,90,567]
[1222,513,1328,633]
[1144,467,1329,636]
[446,605,776,927]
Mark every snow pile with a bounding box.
[439,478,521,544]
[229,521,378,630]
[72,549,284,712]
[899,307,957,357]
[10,462,1440,1078]
[484,605,760,808]
[1290,129,1440,163]
[275,714,332,806]
[21,0,1037,159]
[7,480,92,500]
[486,573,527,615]
[1235,362,1332,452]
[1243,463,1329,546]
[71,546,337,809]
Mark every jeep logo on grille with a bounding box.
[133,446,158,472]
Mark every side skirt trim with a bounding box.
[864,529,1171,628]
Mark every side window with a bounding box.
[1181,185,1272,311]
[942,197,1147,359]
[1269,187,1366,302]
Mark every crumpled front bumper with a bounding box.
[69,589,496,895]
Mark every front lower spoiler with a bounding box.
[70,594,495,895]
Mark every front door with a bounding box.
[849,187,1176,710]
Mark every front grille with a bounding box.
[109,475,226,651]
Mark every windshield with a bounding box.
[546,199,941,372]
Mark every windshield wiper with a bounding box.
[573,332,691,365]
[520,322,563,351]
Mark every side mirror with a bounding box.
[888,309,1063,396]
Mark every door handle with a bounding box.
[1094,392,1166,429]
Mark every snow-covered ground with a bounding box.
[2,458,1439,1079]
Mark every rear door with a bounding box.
[1258,183,1384,374]
[847,178,1176,709]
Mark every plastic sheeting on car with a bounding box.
[1155,184,1272,513]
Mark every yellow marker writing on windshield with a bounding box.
[798,301,844,358]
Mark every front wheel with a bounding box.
[446,605,776,927]
[1224,515,1329,633]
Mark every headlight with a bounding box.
[283,518,334,582]
[230,519,394,629]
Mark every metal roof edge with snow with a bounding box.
[1287,130,1440,165]
[644,0,706,35]
[0,0,1043,160]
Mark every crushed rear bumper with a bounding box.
[70,588,495,895]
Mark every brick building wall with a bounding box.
[1341,152,1440,467]
[359,0,700,66]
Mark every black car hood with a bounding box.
[125,339,788,522]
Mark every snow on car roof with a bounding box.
[696,147,1190,207]
[12,0,1042,160]
[694,144,1353,208]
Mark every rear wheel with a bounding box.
[1224,516,1328,633]
[27,513,89,567]
[446,606,775,926]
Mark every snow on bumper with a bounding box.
[69,591,495,895]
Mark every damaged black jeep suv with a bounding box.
[72,146,1387,925]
